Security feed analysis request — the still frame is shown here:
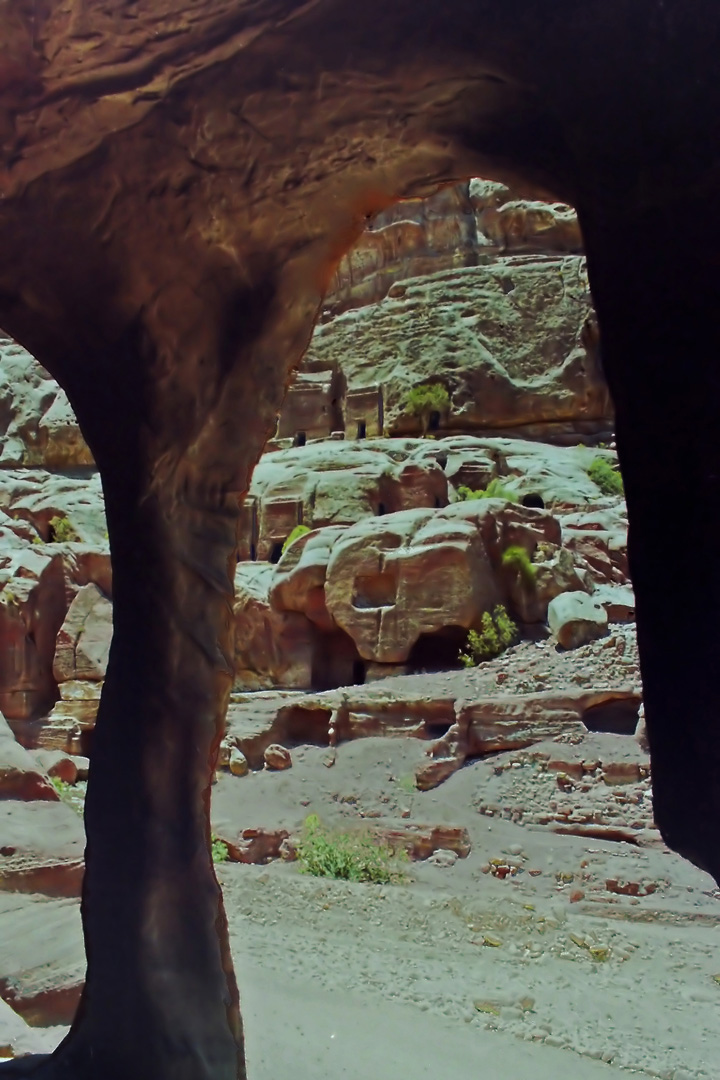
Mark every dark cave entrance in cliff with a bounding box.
[311,628,366,691]
[408,626,469,673]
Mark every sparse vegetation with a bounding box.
[296,813,407,884]
[457,478,519,503]
[501,545,537,587]
[50,776,86,816]
[211,835,230,864]
[402,383,450,436]
[459,605,518,667]
[586,457,624,497]
[282,524,311,554]
[396,773,417,796]
[48,515,79,543]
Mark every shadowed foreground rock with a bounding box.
[0,1,719,1077]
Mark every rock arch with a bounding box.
[0,2,719,1077]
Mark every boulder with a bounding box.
[506,542,590,623]
[548,591,609,648]
[591,583,636,622]
[52,584,113,684]
[228,748,249,778]
[323,500,562,662]
[27,750,78,786]
[324,507,500,662]
[221,828,290,864]
[0,472,110,727]
[263,744,292,771]
[237,496,585,685]
[0,714,57,801]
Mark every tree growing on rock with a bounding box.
[402,382,450,436]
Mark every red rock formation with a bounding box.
[324,180,583,316]
[0,2,717,1077]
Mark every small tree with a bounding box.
[403,383,450,436]
[459,605,518,666]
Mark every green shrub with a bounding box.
[282,524,311,555]
[50,776,86,816]
[586,458,624,497]
[459,605,518,667]
[501,545,537,587]
[211,836,230,864]
[457,478,519,503]
[296,813,406,884]
[402,383,450,436]
[48,515,79,543]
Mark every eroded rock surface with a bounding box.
[325,180,583,316]
[0,337,92,470]
[298,256,609,444]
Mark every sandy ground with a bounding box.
[2,629,719,1079]
[4,730,718,1080]
[215,733,719,1080]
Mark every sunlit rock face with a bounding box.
[0,336,92,469]
[325,179,582,316]
[279,182,608,448]
[302,255,608,444]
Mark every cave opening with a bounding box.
[582,697,641,735]
[408,626,469,672]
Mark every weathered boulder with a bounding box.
[0,525,111,726]
[28,749,80,786]
[591,584,636,622]
[471,180,582,256]
[263,744,292,771]
[548,591,609,649]
[324,507,501,663]
[0,713,57,801]
[236,494,599,686]
[504,541,590,623]
[52,584,112,684]
[228,748,249,778]
[31,682,102,756]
